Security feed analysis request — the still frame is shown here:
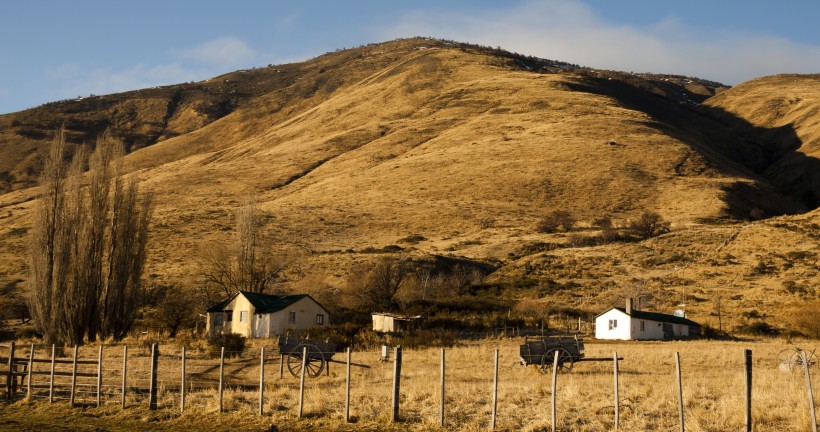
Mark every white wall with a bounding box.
[595,309,631,340]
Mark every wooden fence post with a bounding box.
[149,343,158,410]
[345,347,351,423]
[181,346,186,414]
[298,346,307,419]
[69,345,78,407]
[49,344,55,403]
[551,349,559,432]
[279,353,284,379]
[6,341,15,400]
[218,346,225,413]
[675,352,685,432]
[802,350,818,432]
[440,348,446,427]
[258,347,265,416]
[96,345,103,407]
[744,349,752,432]
[614,351,619,431]
[27,343,34,399]
[491,349,499,430]
[121,345,127,409]
[391,345,403,423]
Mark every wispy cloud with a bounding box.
[180,36,257,67]
[380,0,820,84]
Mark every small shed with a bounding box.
[371,312,422,333]
[595,298,701,340]
[206,291,330,338]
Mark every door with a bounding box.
[662,323,673,339]
[254,314,266,338]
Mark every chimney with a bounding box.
[626,298,634,314]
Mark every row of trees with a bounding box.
[537,210,671,240]
[28,130,153,346]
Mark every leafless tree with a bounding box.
[28,129,152,345]
[155,285,197,338]
[627,211,671,239]
[198,197,292,297]
[345,258,409,311]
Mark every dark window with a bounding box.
[289,312,296,323]
[316,314,324,325]
[225,310,233,322]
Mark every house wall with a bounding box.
[267,297,328,336]
[631,318,666,340]
[595,309,631,340]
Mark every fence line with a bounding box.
[2,342,818,430]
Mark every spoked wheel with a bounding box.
[539,348,574,374]
[777,348,817,370]
[287,343,326,378]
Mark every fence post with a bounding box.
[149,343,158,410]
[298,346,307,419]
[551,349,559,432]
[27,343,34,399]
[614,351,619,431]
[440,348,446,427]
[96,345,103,407]
[6,341,15,400]
[69,345,78,407]
[491,349,499,430]
[121,345,127,409]
[744,349,752,432]
[802,351,818,432]
[391,345,403,423]
[345,347,351,423]
[258,347,265,416]
[49,344,55,403]
[218,346,225,413]
[181,346,186,414]
[675,352,685,432]
[279,353,284,379]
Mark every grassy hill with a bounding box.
[0,38,818,334]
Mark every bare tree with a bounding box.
[28,129,152,345]
[627,211,671,239]
[155,285,197,338]
[345,258,409,311]
[199,197,292,297]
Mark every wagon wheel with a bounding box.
[287,343,325,378]
[777,348,797,370]
[790,349,817,370]
[539,348,574,374]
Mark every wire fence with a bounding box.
[1,340,818,431]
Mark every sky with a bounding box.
[1,0,819,114]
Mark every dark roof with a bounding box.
[597,307,701,327]
[207,292,325,314]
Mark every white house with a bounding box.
[595,298,701,340]
[371,312,422,333]
[206,291,330,338]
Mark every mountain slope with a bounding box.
[1,38,818,329]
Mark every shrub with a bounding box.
[627,211,670,239]
[734,321,780,337]
[793,300,820,338]
[537,210,575,233]
[207,333,247,358]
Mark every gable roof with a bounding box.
[596,307,701,327]
[207,292,328,315]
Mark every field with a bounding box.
[1,337,818,431]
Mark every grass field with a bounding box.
[1,337,817,431]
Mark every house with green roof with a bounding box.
[595,298,701,340]
[206,291,330,338]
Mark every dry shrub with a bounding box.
[536,210,575,233]
[792,300,820,338]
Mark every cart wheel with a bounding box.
[790,349,817,370]
[540,348,574,374]
[287,343,326,378]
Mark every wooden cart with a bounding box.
[278,335,370,378]
[520,336,585,373]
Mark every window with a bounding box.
[225,310,233,322]
[239,311,248,323]
[215,314,223,326]
[289,312,297,323]
[609,319,617,330]
[640,321,645,332]
[316,314,324,325]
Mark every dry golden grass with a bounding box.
[2,338,819,431]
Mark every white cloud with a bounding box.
[181,36,256,67]
[380,0,820,84]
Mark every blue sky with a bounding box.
[1,0,819,114]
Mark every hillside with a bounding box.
[1,38,818,332]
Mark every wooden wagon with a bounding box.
[278,335,370,378]
[520,336,585,373]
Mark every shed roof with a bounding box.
[596,307,701,327]
[207,291,324,314]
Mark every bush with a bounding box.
[537,210,575,233]
[207,333,247,358]
[734,321,780,337]
[793,300,820,338]
[627,211,670,239]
